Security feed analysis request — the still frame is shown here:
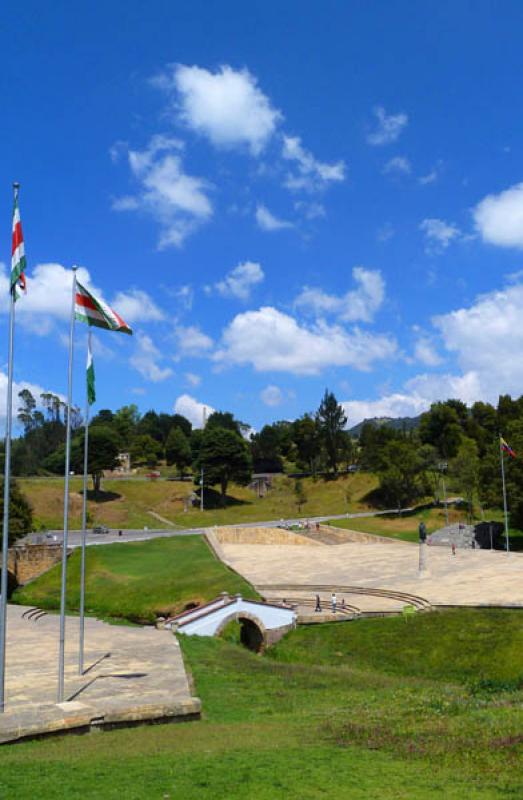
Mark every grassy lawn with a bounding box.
[327,505,467,542]
[20,472,379,531]
[1,610,522,798]
[12,536,257,623]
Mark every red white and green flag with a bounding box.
[86,333,96,406]
[75,281,132,335]
[11,193,27,298]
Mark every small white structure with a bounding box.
[165,594,296,650]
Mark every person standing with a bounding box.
[331,592,337,614]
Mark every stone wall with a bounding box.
[212,526,322,546]
[3,544,64,586]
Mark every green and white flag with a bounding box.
[75,281,132,335]
[86,332,95,406]
[11,189,27,298]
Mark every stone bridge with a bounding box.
[1,543,64,593]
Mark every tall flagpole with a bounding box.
[57,268,77,702]
[78,329,91,675]
[0,184,19,712]
[499,436,510,555]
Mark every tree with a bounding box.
[0,479,33,544]
[165,427,192,473]
[292,415,321,473]
[195,427,252,504]
[377,439,425,509]
[113,405,140,448]
[17,389,37,433]
[69,425,121,492]
[206,411,247,436]
[130,434,162,467]
[450,437,479,522]
[294,479,307,513]
[250,425,284,473]
[316,390,347,473]
[419,402,463,459]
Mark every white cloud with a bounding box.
[175,325,214,357]
[420,218,461,253]
[113,135,213,248]
[433,281,523,398]
[294,201,326,220]
[185,372,201,387]
[383,156,411,176]
[214,306,396,375]
[473,182,523,249]
[367,107,408,146]
[174,394,215,428]
[210,261,264,301]
[260,385,283,407]
[129,333,173,382]
[295,267,385,323]
[255,204,293,231]
[111,289,165,323]
[413,337,443,366]
[155,64,282,155]
[376,223,395,242]
[281,135,346,192]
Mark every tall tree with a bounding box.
[195,427,252,504]
[70,426,121,492]
[165,427,192,473]
[17,389,37,433]
[316,390,347,473]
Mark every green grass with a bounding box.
[1,610,523,798]
[12,536,257,623]
[20,472,379,531]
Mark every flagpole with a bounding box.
[78,330,91,675]
[0,186,18,713]
[499,435,510,555]
[57,268,77,702]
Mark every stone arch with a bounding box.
[215,611,268,652]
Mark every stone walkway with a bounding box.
[0,605,200,743]
[219,536,523,610]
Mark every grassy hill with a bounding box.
[12,536,257,623]
[20,471,379,531]
[2,609,523,798]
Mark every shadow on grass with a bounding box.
[198,487,252,509]
[80,489,122,503]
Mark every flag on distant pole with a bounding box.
[500,437,516,459]
[75,282,132,334]
[11,188,27,298]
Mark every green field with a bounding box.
[327,505,468,542]
[1,609,522,798]
[20,472,379,531]
[12,536,257,623]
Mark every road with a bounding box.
[20,502,460,549]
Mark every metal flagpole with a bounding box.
[78,329,91,675]
[0,184,18,711]
[200,406,207,512]
[499,436,510,555]
[57,268,77,702]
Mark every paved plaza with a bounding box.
[218,531,523,610]
[0,605,200,743]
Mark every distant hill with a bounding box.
[349,415,422,437]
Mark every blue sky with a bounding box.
[3,0,523,430]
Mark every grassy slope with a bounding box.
[328,505,469,542]
[1,610,522,798]
[20,472,378,530]
[12,536,257,623]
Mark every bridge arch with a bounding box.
[215,611,268,652]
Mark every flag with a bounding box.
[501,437,516,458]
[11,191,27,297]
[86,334,95,406]
[75,281,132,335]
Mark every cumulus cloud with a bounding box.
[433,281,523,397]
[174,325,214,357]
[112,135,213,248]
[174,394,215,428]
[129,333,173,382]
[414,337,443,366]
[382,156,411,176]
[255,204,293,231]
[281,135,346,192]
[420,218,461,253]
[111,289,165,323]
[185,372,201,387]
[367,106,408,146]
[154,64,282,155]
[209,261,264,301]
[295,267,385,323]
[473,182,523,248]
[214,306,396,375]
[260,385,284,407]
